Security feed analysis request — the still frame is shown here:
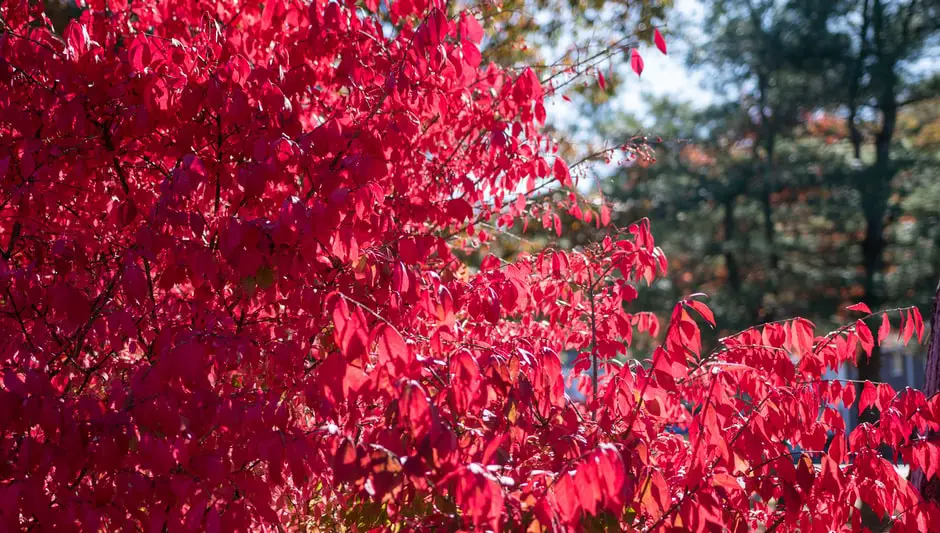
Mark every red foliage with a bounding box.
[0,0,938,531]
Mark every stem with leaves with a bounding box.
[588,269,599,420]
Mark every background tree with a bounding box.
[580,0,940,357]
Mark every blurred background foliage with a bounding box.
[609,0,939,386]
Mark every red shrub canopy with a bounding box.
[0,0,937,531]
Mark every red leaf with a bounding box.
[913,307,925,342]
[122,263,149,307]
[128,37,150,73]
[481,433,505,466]
[817,455,842,495]
[332,438,360,483]
[640,470,669,520]
[118,199,137,225]
[400,380,433,441]
[686,300,716,328]
[514,194,526,215]
[912,443,927,473]
[630,49,644,77]
[453,465,503,530]
[859,381,878,413]
[598,71,607,91]
[929,443,940,480]
[460,13,485,44]
[829,431,846,465]
[855,319,873,358]
[372,324,410,374]
[841,381,856,409]
[261,0,277,29]
[790,318,815,355]
[901,309,915,345]
[594,447,627,508]
[450,350,481,411]
[654,28,667,54]
[878,313,891,346]
[796,455,815,493]
[574,460,601,515]
[204,508,221,533]
[846,302,872,314]
[64,22,92,57]
[447,198,474,222]
[877,383,896,412]
[53,284,91,327]
[554,156,572,187]
[462,40,482,68]
[711,472,741,492]
[554,472,581,523]
[333,298,368,363]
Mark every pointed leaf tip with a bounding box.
[846,302,872,314]
[878,313,891,346]
[856,319,874,357]
[686,300,716,328]
[654,29,667,55]
[630,49,644,77]
[554,157,572,187]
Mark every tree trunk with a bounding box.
[855,173,890,424]
[856,204,885,393]
[723,197,741,293]
[911,282,940,501]
[757,72,779,274]
[856,0,898,417]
